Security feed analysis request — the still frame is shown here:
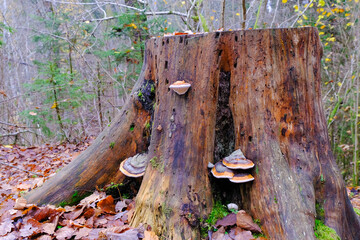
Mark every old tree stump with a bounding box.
[26,28,360,239]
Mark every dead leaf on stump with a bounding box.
[144,230,159,240]
[215,213,237,227]
[212,226,232,240]
[229,227,254,240]
[236,210,262,233]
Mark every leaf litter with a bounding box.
[1,141,359,239]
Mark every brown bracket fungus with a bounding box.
[222,149,255,170]
[169,80,191,95]
[119,153,148,177]
[230,173,255,183]
[211,161,235,179]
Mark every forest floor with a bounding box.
[0,141,359,239]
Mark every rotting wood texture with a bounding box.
[27,27,360,240]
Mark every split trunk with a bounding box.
[26,28,360,240]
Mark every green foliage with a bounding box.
[314,219,340,240]
[199,13,209,32]
[0,22,13,47]
[354,207,360,216]
[206,201,229,226]
[109,142,115,149]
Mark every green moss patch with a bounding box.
[314,219,340,240]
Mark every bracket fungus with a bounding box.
[169,80,191,95]
[222,149,255,170]
[211,161,235,179]
[210,149,255,183]
[119,153,148,177]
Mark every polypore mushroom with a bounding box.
[169,80,191,95]
[119,153,148,177]
[230,173,254,183]
[211,161,234,179]
[222,149,255,170]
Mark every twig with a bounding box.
[0,162,44,177]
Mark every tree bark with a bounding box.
[26,27,360,239]
[131,28,360,239]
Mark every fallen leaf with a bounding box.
[97,195,116,214]
[74,227,92,239]
[229,227,254,240]
[56,226,75,240]
[115,200,127,212]
[215,213,237,227]
[42,223,56,235]
[105,228,139,240]
[19,223,39,237]
[236,210,262,233]
[0,218,13,236]
[212,226,232,240]
[80,191,106,206]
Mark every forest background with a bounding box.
[0,0,359,186]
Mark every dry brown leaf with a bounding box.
[97,195,116,214]
[56,226,75,240]
[115,200,127,212]
[64,205,85,220]
[229,227,254,240]
[19,223,39,238]
[144,230,159,240]
[105,228,139,240]
[14,197,27,210]
[212,226,232,240]
[215,213,237,227]
[36,235,52,240]
[236,210,262,233]
[42,223,56,235]
[80,191,106,206]
[0,218,13,236]
[74,227,92,239]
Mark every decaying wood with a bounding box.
[27,27,360,239]
[131,28,360,239]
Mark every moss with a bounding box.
[206,201,229,226]
[354,208,360,216]
[314,219,340,240]
[316,203,325,220]
[109,142,115,149]
[59,191,91,207]
[150,156,159,168]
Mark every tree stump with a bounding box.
[27,27,360,240]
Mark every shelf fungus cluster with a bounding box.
[169,81,191,95]
[119,153,148,177]
[210,149,255,183]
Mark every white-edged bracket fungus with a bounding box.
[222,149,255,170]
[210,149,255,183]
[211,161,234,179]
[119,153,148,177]
[230,173,255,183]
[169,80,191,95]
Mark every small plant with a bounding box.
[314,219,340,240]
[274,195,278,204]
[150,156,159,168]
[109,142,115,149]
[206,201,229,226]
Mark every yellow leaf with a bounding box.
[352,75,355,80]
[302,15,308,20]
[320,25,326,29]
[29,111,37,116]
[324,66,328,69]
[345,13,351,17]
[210,16,214,20]
[327,37,336,42]
[346,22,354,27]
[310,3,314,7]
[282,0,288,3]
[3,145,13,149]
[319,32,325,35]
[325,58,331,62]
[325,42,328,46]
[294,5,299,11]
[326,12,332,17]
[318,0,325,7]
[181,1,185,4]
[337,82,342,87]
[51,102,57,109]
[236,13,240,16]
